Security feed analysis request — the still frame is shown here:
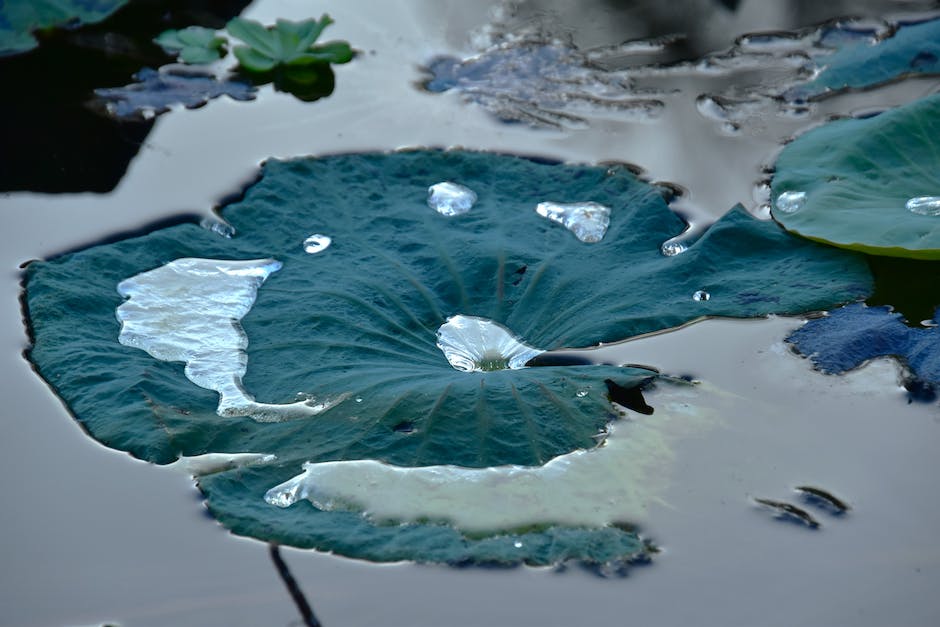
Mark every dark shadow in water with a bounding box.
[269,544,323,627]
[236,64,336,102]
[865,255,940,327]
[0,0,251,194]
[754,498,821,529]
[794,486,850,516]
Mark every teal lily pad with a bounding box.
[790,18,940,100]
[226,15,353,73]
[0,0,127,56]
[23,150,872,566]
[771,94,940,259]
[154,25,226,64]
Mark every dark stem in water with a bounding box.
[269,543,322,627]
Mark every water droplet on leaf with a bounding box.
[906,196,940,216]
[692,290,710,302]
[428,182,477,216]
[775,191,806,214]
[436,315,544,372]
[535,201,611,243]
[303,234,332,254]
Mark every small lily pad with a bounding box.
[0,0,128,56]
[93,67,256,119]
[23,150,872,566]
[154,26,226,64]
[771,94,940,259]
[789,18,940,100]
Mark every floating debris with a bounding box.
[795,486,851,514]
[536,201,611,243]
[754,497,821,528]
[427,182,477,216]
[436,315,543,372]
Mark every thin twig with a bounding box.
[269,543,322,627]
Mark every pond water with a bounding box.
[2,0,940,625]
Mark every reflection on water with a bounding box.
[4,0,940,625]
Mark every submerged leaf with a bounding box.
[93,67,256,119]
[0,0,128,56]
[787,303,940,385]
[24,150,872,565]
[771,94,940,259]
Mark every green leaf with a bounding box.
[154,26,225,64]
[226,17,279,58]
[226,15,351,73]
[771,94,940,259]
[0,0,128,56]
[23,150,872,565]
[233,44,277,73]
[790,18,940,100]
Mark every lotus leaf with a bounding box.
[790,18,940,100]
[0,0,127,56]
[771,94,940,259]
[94,67,256,119]
[787,303,940,386]
[226,15,353,73]
[154,26,226,64]
[24,150,872,565]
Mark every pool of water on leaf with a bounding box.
[3,1,940,625]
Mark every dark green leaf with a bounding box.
[772,94,940,259]
[23,150,872,565]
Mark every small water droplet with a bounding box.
[513,541,523,548]
[906,196,940,216]
[428,182,477,216]
[355,397,363,403]
[576,389,589,398]
[200,218,236,238]
[304,234,332,254]
[775,191,806,214]
[661,241,688,256]
[692,290,710,302]
[535,201,611,243]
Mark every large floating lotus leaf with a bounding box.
[787,303,940,384]
[790,18,940,100]
[24,150,871,565]
[0,0,128,56]
[771,94,940,260]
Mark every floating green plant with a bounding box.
[771,94,940,259]
[227,15,353,73]
[23,150,872,566]
[154,25,226,64]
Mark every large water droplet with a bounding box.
[436,315,544,372]
[428,182,477,216]
[775,191,806,214]
[692,290,710,302]
[535,201,611,243]
[303,234,332,254]
[660,221,709,257]
[906,196,940,216]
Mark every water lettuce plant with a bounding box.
[226,15,353,73]
[771,93,940,259]
[154,25,226,64]
[23,150,872,566]
[0,0,127,56]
